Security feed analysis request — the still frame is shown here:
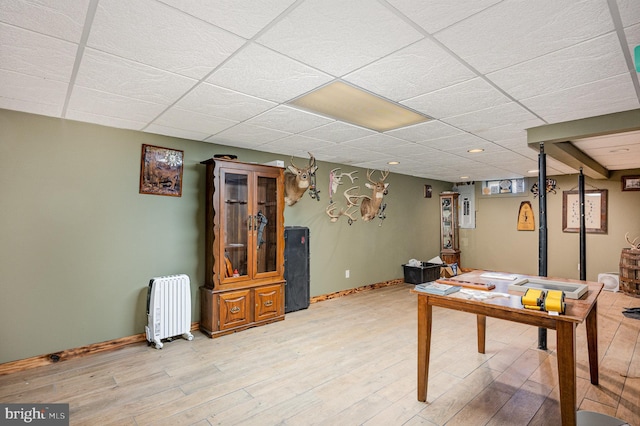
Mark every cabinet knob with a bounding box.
[230,306,240,314]
[264,300,273,307]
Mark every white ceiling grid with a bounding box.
[1,0,639,182]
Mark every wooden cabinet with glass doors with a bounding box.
[199,158,285,338]
[440,192,461,268]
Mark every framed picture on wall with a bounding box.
[562,189,607,234]
[139,144,184,197]
[622,175,640,191]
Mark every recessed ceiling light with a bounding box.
[288,81,431,132]
[387,161,400,165]
[460,176,470,179]
[528,169,539,174]
[467,148,484,153]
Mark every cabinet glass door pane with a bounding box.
[224,172,248,278]
[442,198,453,249]
[256,175,278,274]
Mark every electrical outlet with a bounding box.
[345,270,350,278]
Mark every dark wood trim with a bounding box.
[0,322,199,376]
[310,279,404,303]
[3,279,411,375]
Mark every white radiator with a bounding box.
[145,274,194,349]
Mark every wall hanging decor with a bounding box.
[283,152,318,206]
[562,189,607,234]
[139,144,184,197]
[517,201,535,231]
[622,175,640,191]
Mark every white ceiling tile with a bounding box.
[341,133,413,153]
[0,97,62,118]
[415,133,489,152]
[443,102,543,134]
[495,138,537,160]
[402,78,512,119]
[573,130,640,149]
[153,108,237,135]
[573,130,640,170]
[436,0,614,73]
[65,109,147,131]
[0,0,90,42]
[75,49,197,104]
[385,120,463,142]
[474,123,540,143]
[145,124,212,142]
[175,82,276,122]
[158,0,297,39]
[300,121,376,143]
[352,160,397,171]
[625,23,640,55]
[66,86,167,123]
[0,24,77,81]
[387,0,501,34]
[207,43,333,102]
[2,0,639,181]
[206,123,291,147]
[344,38,475,101]
[87,0,246,79]
[311,144,381,165]
[488,33,628,100]
[0,69,67,109]
[618,0,640,27]
[546,157,579,175]
[261,134,336,158]
[469,150,532,164]
[245,105,334,133]
[523,74,640,124]
[256,0,423,76]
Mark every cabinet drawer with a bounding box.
[219,289,251,330]
[255,284,283,322]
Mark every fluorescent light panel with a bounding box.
[288,81,430,132]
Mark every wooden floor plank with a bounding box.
[0,284,638,425]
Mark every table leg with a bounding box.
[556,321,577,426]
[585,301,599,385]
[477,315,486,354]
[417,295,432,402]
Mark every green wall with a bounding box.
[462,172,640,281]
[0,109,447,363]
[2,108,638,364]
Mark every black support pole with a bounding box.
[579,168,586,280]
[538,143,548,350]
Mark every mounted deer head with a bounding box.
[360,169,389,222]
[284,152,318,206]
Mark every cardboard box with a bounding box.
[440,263,458,278]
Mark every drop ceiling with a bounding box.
[1,0,639,182]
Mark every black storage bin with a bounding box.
[403,262,441,284]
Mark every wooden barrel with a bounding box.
[620,248,640,297]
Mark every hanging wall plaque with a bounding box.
[517,201,535,231]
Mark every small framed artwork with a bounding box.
[622,175,640,191]
[424,184,432,198]
[562,189,607,234]
[139,144,184,197]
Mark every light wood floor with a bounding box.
[1,284,639,425]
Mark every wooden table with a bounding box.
[411,270,603,426]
